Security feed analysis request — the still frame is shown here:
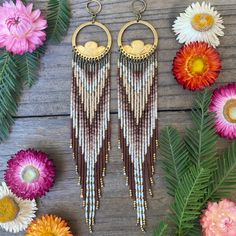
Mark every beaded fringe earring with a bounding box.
[71,0,112,232]
[117,0,159,231]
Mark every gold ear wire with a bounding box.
[132,0,147,21]
[86,0,102,22]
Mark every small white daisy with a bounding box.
[0,182,37,233]
[173,1,225,47]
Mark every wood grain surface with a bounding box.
[0,0,236,235]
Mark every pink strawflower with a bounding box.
[200,199,236,236]
[5,149,56,200]
[0,0,47,55]
[209,83,236,139]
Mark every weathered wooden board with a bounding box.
[16,0,236,117]
[0,112,192,236]
[0,0,236,235]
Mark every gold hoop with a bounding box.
[72,21,112,61]
[118,20,158,60]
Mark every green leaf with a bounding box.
[160,127,190,197]
[21,0,29,4]
[16,51,41,87]
[153,221,169,236]
[171,166,210,236]
[35,45,47,57]
[0,52,21,142]
[46,0,71,43]
[185,89,218,169]
[204,141,236,202]
[187,223,202,236]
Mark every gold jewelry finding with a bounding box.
[118,20,158,60]
[71,0,112,231]
[72,21,112,61]
[117,0,159,230]
[86,0,102,17]
[132,0,147,21]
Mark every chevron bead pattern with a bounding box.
[71,52,111,232]
[118,52,158,230]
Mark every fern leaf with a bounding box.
[35,45,46,57]
[153,221,168,236]
[185,89,218,169]
[187,223,202,236]
[16,51,41,87]
[204,141,236,201]
[160,127,190,197]
[46,0,71,43]
[171,166,210,235]
[0,52,21,142]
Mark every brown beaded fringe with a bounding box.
[71,52,111,232]
[118,52,158,231]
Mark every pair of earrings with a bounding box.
[71,0,158,232]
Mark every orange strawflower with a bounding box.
[25,214,73,236]
[173,42,221,90]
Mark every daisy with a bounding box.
[173,42,221,90]
[5,149,56,200]
[0,182,37,233]
[25,214,73,236]
[209,83,236,139]
[173,1,224,47]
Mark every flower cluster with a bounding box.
[172,2,224,91]
[0,149,60,234]
[172,2,236,140]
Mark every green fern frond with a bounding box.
[187,223,202,236]
[35,45,46,57]
[153,221,168,236]
[204,141,236,201]
[171,166,210,236]
[160,127,190,197]
[46,0,71,43]
[185,89,218,169]
[0,52,21,142]
[16,51,40,87]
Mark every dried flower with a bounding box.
[200,199,236,236]
[173,42,221,90]
[25,214,73,236]
[173,1,224,47]
[5,149,56,200]
[0,0,47,55]
[0,182,37,233]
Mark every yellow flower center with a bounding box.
[191,13,215,31]
[0,196,19,223]
[188,57,207,75]
[223,99,236,123]
[21,165,40,183]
